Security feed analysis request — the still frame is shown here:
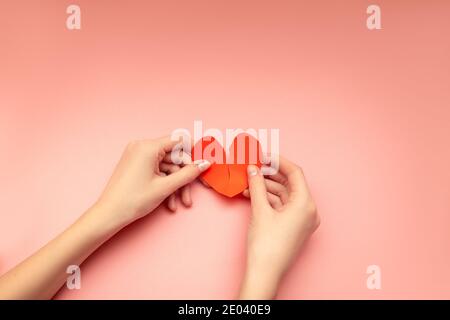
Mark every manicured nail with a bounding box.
[262,153,271,164]
[247,165,258,177]
[260,165,273,175]
[194,159,211,172]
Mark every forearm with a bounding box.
[0,204,122,299]
[239,265,283,300]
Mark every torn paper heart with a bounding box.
[191,134,263,197]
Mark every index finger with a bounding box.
[277,155,309,195]
[157,135,182,153]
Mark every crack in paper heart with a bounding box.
[191,134,263,197]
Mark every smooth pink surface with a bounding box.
[1,0,449,299]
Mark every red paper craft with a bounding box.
[191,134,263,197]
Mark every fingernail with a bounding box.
[247,165,258,177]
[262,153,271,164]
[261,165,275,176]
[194,159,211,172]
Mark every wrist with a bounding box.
[84,202,129,237]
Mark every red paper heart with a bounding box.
[191,133,263,197]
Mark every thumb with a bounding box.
[163,160,211,194]
[247,165,270,212]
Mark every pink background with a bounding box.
[1,0,449,299]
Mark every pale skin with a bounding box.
[0,136,319,300]
[240,160,320,299]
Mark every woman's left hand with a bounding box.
[96,136,211,229]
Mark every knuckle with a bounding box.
[126,141,136,150]
[126,140,143,151]
[315,213,321,229]
[289,167,304,180]
[308,204,320,228]
[295,165,304,175]
[299,197,317,219]
[307,199,317,214]
[305,201,317,218]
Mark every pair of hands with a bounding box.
[96,136,320,299]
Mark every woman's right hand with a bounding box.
[239,156,320,299]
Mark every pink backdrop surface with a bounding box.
[1,0,449,299]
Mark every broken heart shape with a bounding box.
[191,134,263,197]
